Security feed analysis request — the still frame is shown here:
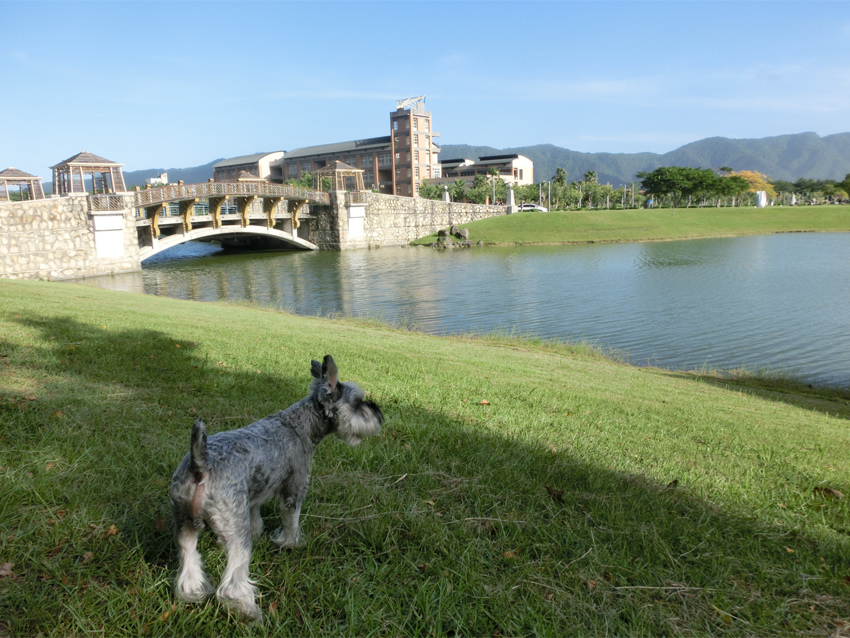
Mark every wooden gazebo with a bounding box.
[0,167,45,201]
[313,161,365,192]
[50,151,126,195]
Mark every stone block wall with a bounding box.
[317,192,507,250]
[0,194,141,280]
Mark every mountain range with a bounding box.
[122,132,850,188]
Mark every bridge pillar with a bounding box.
[179,199,197,232]
[237,196,256,228]
[289,199,306,229]
[144,203,165,238]
[209,196,226,229]
[263,197,282,228]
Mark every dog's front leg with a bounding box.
[250,505,263,540]
[271,493,305,548]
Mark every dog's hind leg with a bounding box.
[212,516,261,621]
[175,525,215,603]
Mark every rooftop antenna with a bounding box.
[396,95,425,110]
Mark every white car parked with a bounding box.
[518,203,548,212]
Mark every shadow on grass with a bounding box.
[660,369,850,421]
[2,313,849,636]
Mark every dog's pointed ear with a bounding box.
[310,359,322,379]
[322,355,338,389]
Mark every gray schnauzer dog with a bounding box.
[169,355,383,620]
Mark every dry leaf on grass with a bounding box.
[545,486,565,503]
[813,487,845,499]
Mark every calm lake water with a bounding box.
[78,233,850,388]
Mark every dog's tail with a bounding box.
[190,418,209,479]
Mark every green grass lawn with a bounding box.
[412,205,850,246]
[1,280,848,636]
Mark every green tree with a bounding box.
[718,174,750,206]
[841,173,850,198]
[449,179,467,203]
[285,172,315,189]
[553,167,567,187]
[417,181,443,200]
[515,183,539,205]
[637,166,722,208]
[468,174,491,204]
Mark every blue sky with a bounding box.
[3,1,849,175]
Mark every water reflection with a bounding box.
[76,234,850,388]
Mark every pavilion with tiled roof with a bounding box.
[50,151,126,195]
[0,167,45,201]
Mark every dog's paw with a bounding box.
[271,526,304,548]
[176,570,215,603]
[217,581,261,621]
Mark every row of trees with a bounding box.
[417,167,850,210]
[287,165,850,210]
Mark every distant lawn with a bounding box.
[1,279,848,636]
[412,205,850,245]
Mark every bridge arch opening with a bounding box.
[138,226,317,262]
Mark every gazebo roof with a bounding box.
[314,160,363,174]
[234,171,267,182]
[51,151,123,169]
[0,167,41,180]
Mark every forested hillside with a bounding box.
[442,132,850,185]
[118,132,850,189]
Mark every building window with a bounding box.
[301,162,310,173]
[414,151,419,163]
[424,120,430,131]
[395,152,401,162]
[414,167,419,178]
[393,121,398,131]
[413,119,419,130]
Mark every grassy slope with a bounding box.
[412,205,850,245]
[1,280,848,636]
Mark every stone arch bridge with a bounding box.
[117,181,331,260]
[2,183,509,280]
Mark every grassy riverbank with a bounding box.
[1,279,849,636]
[412,205,850,245]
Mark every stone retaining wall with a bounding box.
[321,192,507,250]
[0,195,141,280]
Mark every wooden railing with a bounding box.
[132,182,330,208]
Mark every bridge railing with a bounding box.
[88,194,130,211]
[132,182,331,208]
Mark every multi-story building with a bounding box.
[434,154,534,187]
[283,96,441,197]
[213,151,284,182]
[214,98,535,199]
